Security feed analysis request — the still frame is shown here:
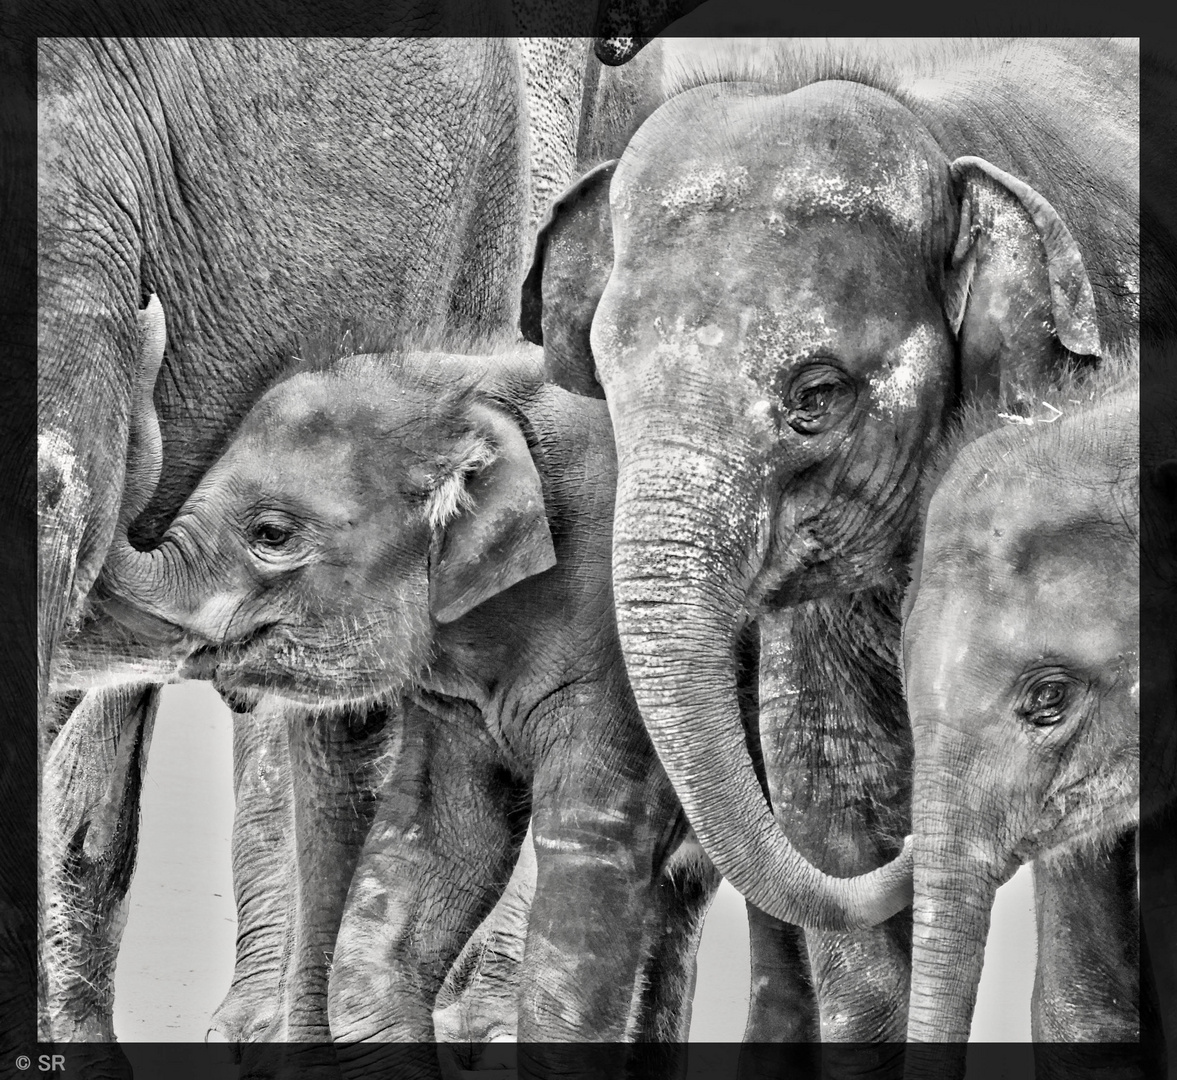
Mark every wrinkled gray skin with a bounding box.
[101,334,720,1078]
[895,385,1142,1073]
[522,38,1138,1051]
[519,37,667,233]
[36,24,687,1062]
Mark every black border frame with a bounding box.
[5,4,1165,1076]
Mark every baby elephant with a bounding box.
[98,304,718,1075]
[899,382,1141,1057]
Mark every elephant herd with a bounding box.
[36,30,1170,1080]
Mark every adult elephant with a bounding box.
[34,19,692,1056]
[521,37,1138,1052]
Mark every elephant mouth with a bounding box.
[184,625,409,712]
[177,622,283,683]
[747,483,922,614]
[95,593,189,645]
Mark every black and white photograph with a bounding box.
[29,13,1172,1080]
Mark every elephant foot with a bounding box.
[207,984,283,1050]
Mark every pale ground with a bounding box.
[114,682,1036,1045]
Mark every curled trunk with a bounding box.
[96,297,192,636]
[610,443,912,931]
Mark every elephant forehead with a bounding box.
[911,533,1137,682]
[615,81,940,232]
[928,465,1136,575]
[225,437,406,523]
[768,156,928,231]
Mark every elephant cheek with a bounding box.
[181,590,255,642]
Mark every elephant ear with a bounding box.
[427,403,557,625]
[944,156,1102,406]
[520,160,617,399]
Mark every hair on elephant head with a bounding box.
[520,40,1138,931]
[98,302,557,709]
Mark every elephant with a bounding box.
[95,307,724,1077]
[37,36,532,1055]
[205,35,673,1051]
[33,20,691,1056]
[519,36,1139,1054]
[893,370,1145,1072]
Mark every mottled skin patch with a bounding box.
[659,164,750,219]
[770,154,926,230]
[868,324,941,417]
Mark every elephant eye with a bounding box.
[247,517,300,558]
[782,363,855,435]
[253,523,291,546]
[1017,677,1075,727]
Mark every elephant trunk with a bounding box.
[97,296,194,640]
[904,784,1003,1078]
[610,437,912,932]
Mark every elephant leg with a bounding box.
[225,697,405,1080]
[738,908,820,1080]
[444,39,527,334]
[621,841,722,1080]
[742,907,816,1043]
[207,694,296,1045]
[328,694,523,1080]
[434,825,536,1062]
[39,684,157,1074]
[231,699,400,1080]
[1032,832,1143,1079]
[282,700,401,1043]
[758,597,911,1076]
[518,742,682,1079]
[631,841,723,1045]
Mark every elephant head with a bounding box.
[522,80,1102,929]
[98,304,557,708]
[899,386,1139,1043]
